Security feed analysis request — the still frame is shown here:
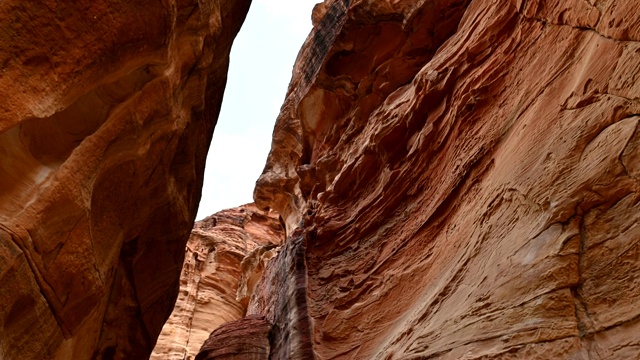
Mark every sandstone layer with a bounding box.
[151,204,283,360]
[245,0,640,358]
[0,0,250,358]
[194,315,272,360]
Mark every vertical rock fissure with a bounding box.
[263,232,316,360]
[294,232,315,359]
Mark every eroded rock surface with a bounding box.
[194,315,272,360]
[0,0,250,358]
[250,0,640,358]
[151,204,283,360]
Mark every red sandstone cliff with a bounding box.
[0,0,250,358]
[200,0,640,358]
[151,204,283,360]
[4,0,640,358]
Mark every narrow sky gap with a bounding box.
[196,0,319,220]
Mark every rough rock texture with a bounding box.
[194,315,272,360]
[250,0,640,358]
[0,0,250,358]
[248,230,315,359]
[151,204,283,360]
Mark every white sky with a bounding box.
[196,0,320,220]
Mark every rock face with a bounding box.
[194,315,272,360]
[151,204,283,360]
[0,0,250,358]
[247,0,640,358]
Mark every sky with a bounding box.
[196,0,320,220]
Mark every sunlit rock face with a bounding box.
[246,0,640,358]
[0,0,250,358]
[151,204,283,360]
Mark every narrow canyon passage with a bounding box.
[2,0,640,359]
[151,1,317,359]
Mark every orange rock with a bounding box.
[0,0,251,358]
[252,0,640,358]
[151,204,283,360]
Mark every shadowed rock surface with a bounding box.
[0,0,250,358]
[151,204,283,360]
[194,315,271,360]
[246,0,640,358]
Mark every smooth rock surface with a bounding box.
[0,0,250,358]
[194,315,272,360]
[151,204,283,360]
[251,0,640,358]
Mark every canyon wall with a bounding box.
[0,0,250,358]
[240,0,640,358]
[151,204,283,360]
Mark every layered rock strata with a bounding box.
[246,0,640,358]
[151,204,283,360]
[248,231,315,359]
[0,0,250,358]
[194,315,272,360]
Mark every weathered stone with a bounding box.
[195,315,271,360]
[0,0,251,358]
[152,204,283,360]
[251,0,640,358]
[248,231,314,359]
